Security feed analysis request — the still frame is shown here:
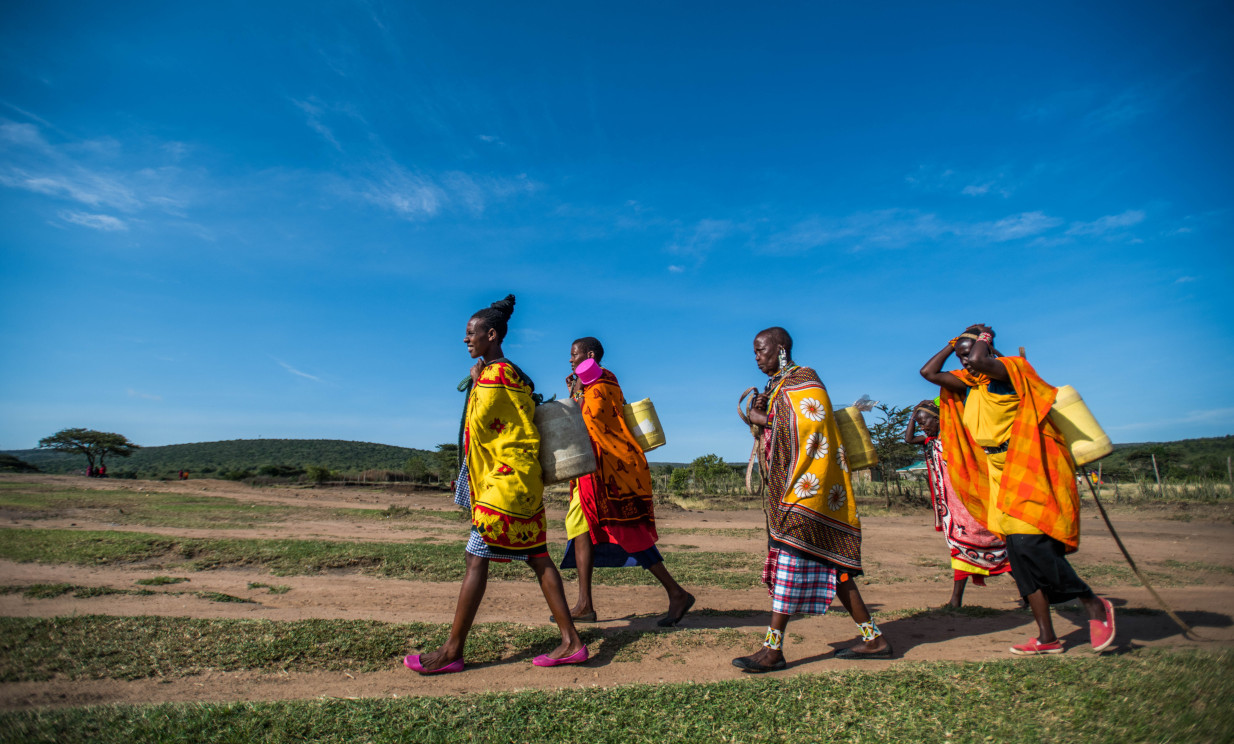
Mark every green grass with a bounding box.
[0,583,249,602]
[134,576,190,586]
[0,583,159,599]
[0,484,466,530]
[0,607,1025,684]
[0,649,1230,743]
[0,615,624,682]
[247,582,291,594]
[0,487,295,529]
[0,528,768,588]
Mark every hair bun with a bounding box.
[489,294,516,321]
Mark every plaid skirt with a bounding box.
[764,548,838,616]
[455,464,543,563]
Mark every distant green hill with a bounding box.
[1096,435,1233,481]
[1,439,436,480]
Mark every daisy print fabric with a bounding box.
[763,366,862,571]
[778,381,858,525]
[799,397,826,422]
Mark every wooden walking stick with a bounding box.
[1080,466,1200,639]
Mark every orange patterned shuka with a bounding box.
[573,369,657,545]
[938,356,1080,552]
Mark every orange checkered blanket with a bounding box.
[937,357,1080,552]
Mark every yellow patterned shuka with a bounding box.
[764,367,862,570]
[465,361,547,552]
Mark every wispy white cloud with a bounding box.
[292,98,342,150]
[1107,407,1234,433]
[906,164,1018,198]
[969,211,1062,242]
[355,164,444,218]
[1083,89,1150,129]
[1021,86,1156,130]
[126,388,162,402]
[667,264,685,273]
[276,359,324,383]
[57,210,128,231]
[1175,276,1196,284]
[477,134,505,146]
[668,218,737,259]
[0,117,195,222]
[1067,210,1145,236]
[759,208,1059,253]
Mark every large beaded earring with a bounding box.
[778,348,788,371]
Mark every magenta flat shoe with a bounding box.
[533,645,589,667]
[404,654,465,675]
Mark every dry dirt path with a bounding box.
[2,475,1232,710]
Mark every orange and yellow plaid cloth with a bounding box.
[938,357,1080,552]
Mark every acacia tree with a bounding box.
[866,404,918,506]
[37,428,140,473]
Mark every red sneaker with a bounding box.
[1089,597,1116,652]
[1010,637,1064,655]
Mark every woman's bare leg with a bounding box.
[835,576,890,653]
[948,576,968,608]
[647,561,694,623]
[570,538,596,618]
[529,555,584,659]
[418,553,489,671]
[734,611,790,667]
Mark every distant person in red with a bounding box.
[87,466,96,478]
[98,464,107,478]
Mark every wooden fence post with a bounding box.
[1151,454,1165,500]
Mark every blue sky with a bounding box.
[1,1,1231,461]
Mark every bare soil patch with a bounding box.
[1,473,1232,710]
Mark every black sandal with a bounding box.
[731,654,787,673]
[834,644,894,659]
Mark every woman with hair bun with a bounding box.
[404,294,587,674]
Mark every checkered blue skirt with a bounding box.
[764,548,837,616]
[454,463,533,562]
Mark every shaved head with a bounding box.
[756,326,792,356]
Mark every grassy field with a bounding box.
[0,648,1229,744]
[0,528,767,588]
[0,482,468,528]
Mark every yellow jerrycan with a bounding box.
[623,398,666,452]
[1048,385,1113,466]
[834,406,878,471]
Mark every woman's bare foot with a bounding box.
[658,591,696,627]
[416,646,462,672]
[543,638,585,660]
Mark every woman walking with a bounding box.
[404,295,586,674]
[919,324,1114,655]
[733,327,891,672]
[905,399,1011,607]
[560,336,694,626]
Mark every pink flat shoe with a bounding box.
[404,654,465,675]
[533,645,589,667]
[1089,597,1116,652]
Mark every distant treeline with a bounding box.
[3,434,1230,484]
[1,439,436,481]
[1096,436,1234,482]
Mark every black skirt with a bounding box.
[1005,533,1094,604]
